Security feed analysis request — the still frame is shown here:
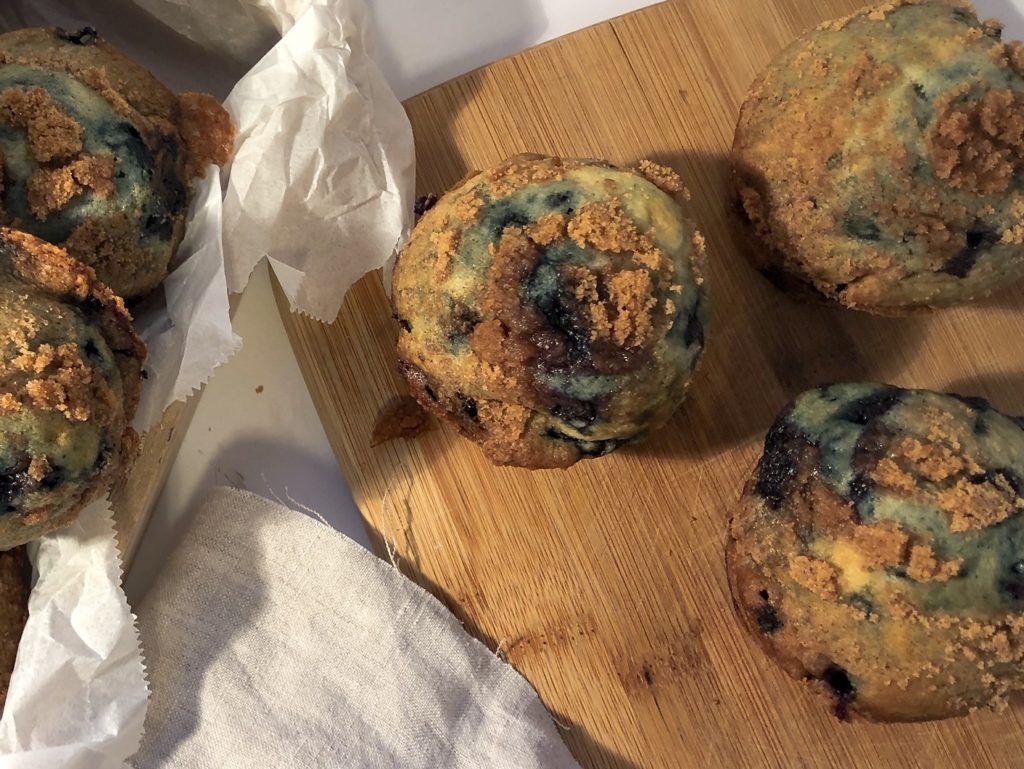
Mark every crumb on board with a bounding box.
[372,395,432,446]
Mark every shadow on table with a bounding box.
[365,533,642,769]
[371,0,549,99]
[550,712,644,769]
[618,148,930,463]
[0,0,247,97]
[943,370,1024,414]
[125,437,367,603]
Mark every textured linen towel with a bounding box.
[130,487,580,768]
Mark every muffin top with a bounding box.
[393,154,708,468]
[0,227,145,549]
[729,382,1024,721]
[733,1,1024,311]
[0,27,234,299]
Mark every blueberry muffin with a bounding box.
[0,27,234,299]
[0,228,145,549]
[733,1,1024,313]
[392,154,708,469]
[728,383,1024,722]
[0,546,29,709]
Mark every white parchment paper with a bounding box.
[0,0,417,763]
[132,171,242,431]
[222,0,415,321]
[0,501,147,769]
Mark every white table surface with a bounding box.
[125,0,657,600]
[125,0,1024,600]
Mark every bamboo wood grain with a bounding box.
[277,2,1024,767]
[110,396,198,565]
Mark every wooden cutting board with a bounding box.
[278,2,1024,767]
[111,399,196,564]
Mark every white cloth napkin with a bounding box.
[129,487,580,768]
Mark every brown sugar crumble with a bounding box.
[938,475,1023,532]
[789,554,840,599]
[568,200,643,253]
[562,264,612,341]
[468,228,549,389]
[453,191,484,221]
[928,88,1024,196]
[815,0,913,33]
[0,87,82,162]
[16,342,95,422]
[872,457,918,494]
[843,54,898,98]
[907,544,962,582]
[525,213,566,246]
[637,160,687,196]
[893,435,978,482]
[0,393,20,415]
[430,229,459,281]
[864,411,1023,537]
[850,520,909,568]
[487,155,565,197]
[26,154,115,219]
[26,455,49,481]
[606,269,657,348]
[76,66,140,125]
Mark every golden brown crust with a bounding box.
[62,214,166,308]
[177,92,236,179]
